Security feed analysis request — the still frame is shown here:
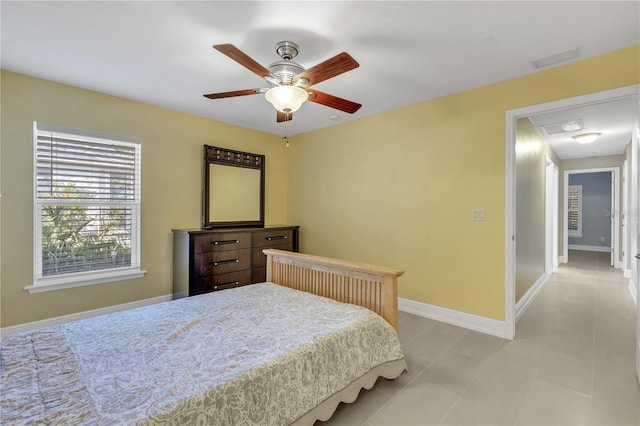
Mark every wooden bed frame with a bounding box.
[1,249,407,425]
[264,249,404,330]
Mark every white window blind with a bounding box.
[32,122,144,291]
[567,185,582,237]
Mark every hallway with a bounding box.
[513,250,638,424]
[321,250,639,425]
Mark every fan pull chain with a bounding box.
[283,111,290,147]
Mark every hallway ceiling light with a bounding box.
[572,132,601,144]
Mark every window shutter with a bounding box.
[36,132,139,201]
[567,185,582,236]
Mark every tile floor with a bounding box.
[320,250,639,425]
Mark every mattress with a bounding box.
[1,283,406,425]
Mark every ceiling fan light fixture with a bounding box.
[572,132,601,144]
[265,85,308,113]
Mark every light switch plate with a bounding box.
[472,208,485,221]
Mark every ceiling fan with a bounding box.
[204,41,362,123]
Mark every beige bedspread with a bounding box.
[1,283,406,425]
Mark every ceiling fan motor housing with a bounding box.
[268,41,305,85]
[267,41,304,86]
[275,41,299,60]
[268,60,305,85]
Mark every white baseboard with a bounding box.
[398,298,510,339]
[559,255,567,264]
[568,244,611,253]
[624,269,632,279]
[515,273,549,321]
[0,295,173,337]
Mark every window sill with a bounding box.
[25,268,147,294]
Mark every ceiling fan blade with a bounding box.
[213,44,272,80]
[308,90,362,114]
[203,89,262,99]
[276,111,293,123]
[293,52,359,87]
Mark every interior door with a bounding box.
[611,173,615,266]
[632,123,640,385]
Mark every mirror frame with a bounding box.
[203,145,265,229]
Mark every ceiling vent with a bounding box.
[531,48,580,69]
[541,119,584,135]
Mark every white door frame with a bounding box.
[505,84,639,339]
[612,173,616,266]
[622,160,628,274]
[562,168,619,267]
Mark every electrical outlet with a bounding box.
[600,236,605,242]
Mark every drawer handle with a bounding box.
[213,281,239,290]
[213,239,240,245]
[212,259,239,266]
[265,235,287,241]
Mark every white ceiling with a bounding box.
[1,1,639,158]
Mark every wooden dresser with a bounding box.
[172,226,299,298]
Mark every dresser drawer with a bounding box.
[193,232,251,254]
[251,242,293,268]
[195,269,252,294]
[252,229,294,248]
[252,267,267,284]
[194,248,251,277]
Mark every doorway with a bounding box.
[505,84,639,339]
[562,168,619,267]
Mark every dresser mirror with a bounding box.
[203,145,265,228]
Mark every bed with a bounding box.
[1,249,407,425]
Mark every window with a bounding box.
[28,122,145,293]
[567,184,582,238]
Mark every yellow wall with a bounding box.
[1,45,638,327]
[0,71,288,327]
[289,46,639,321]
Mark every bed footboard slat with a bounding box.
[264,249,404,330]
